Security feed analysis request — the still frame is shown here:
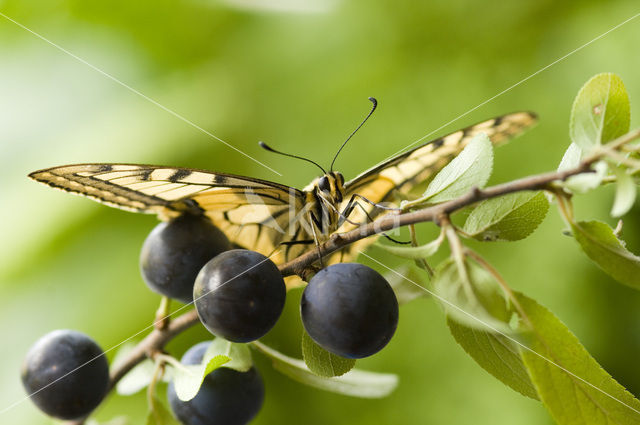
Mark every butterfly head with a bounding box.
[315,171,345,204]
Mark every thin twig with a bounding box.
[63,309,200,425]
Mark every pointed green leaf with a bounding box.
[558,142,583,171]
[447,318,538,399]
[517,292,640,425]
[170,338,252,402]
[432,259,514,334]
[112,343,154,396]
[169,344,231,402]
[375,236,443,259]
[116,358,157,396]
[207,338,252,372]
[463,191,549,242]
[571,220,640,289]
[611,167,637,217]
[570,73,630,151]
[562,160,609,193]
[113,343,169,396]
[556,142,611,195]
[421,133,493,203]
[253,342,398,398]
[302,330,355,377]
[172,354,230,402]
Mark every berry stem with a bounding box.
[146,360,165,422]
[154,296,172,330]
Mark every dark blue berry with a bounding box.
[21,330,109,420]
[301,263,399,359]
[167,342,264,425]
[193,249,285,343]
[140,214,231,303]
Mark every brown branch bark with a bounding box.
[107,309,200,390]
[64,309,201,425]
[278,162,591,277]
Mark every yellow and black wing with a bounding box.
[333,111,538,260]
[28,164,313,266]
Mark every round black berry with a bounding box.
[193,249,285,342]
[301,263,399,359]
[21,330,109,420]
[140,214,231,303]
[167,342,264,425]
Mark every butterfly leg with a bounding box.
[338,195,409,245]
[352,193,402,211]
[337,194,362,228]
[307,211,325,267]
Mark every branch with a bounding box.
[108,309,200,389]
[64,309,201,425]
[278,128,640,277]
[65,128,640,425]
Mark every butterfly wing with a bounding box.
[333,111,538,261]
[28,164,313,267]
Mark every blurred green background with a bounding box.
[2,0,640,424]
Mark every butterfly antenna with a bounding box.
[330,97,378,172]
[259,141,326,174]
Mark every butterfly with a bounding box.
[29,103,536,289]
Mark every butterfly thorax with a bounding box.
[302,171,346,236]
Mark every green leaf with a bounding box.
[170,338,252,402]
[570,73,630,151]
[571,220,640,289]
[146,395,181,425]
[421,133,493,203]
[207,338,252,372]
[557,142,583,171]
[562,160,608,194]
[302,330,355,377]
[447,318,538,400]
[384,263,430,305]
[432,259,514,333]
[517,292,640,425]
[463,191,549,242]
[116,358,157,396]
[556,142,611,195]
[253,342,398,398]
[113,343,165,396]
[375,236,443,259]
[171,354,230,402]
[611,167,637,217]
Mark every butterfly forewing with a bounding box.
[28,164,311,263]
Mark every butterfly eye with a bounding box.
[318,176,330,192]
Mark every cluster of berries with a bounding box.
[22,214,398,424]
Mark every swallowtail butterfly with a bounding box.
[29,106,536,288]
